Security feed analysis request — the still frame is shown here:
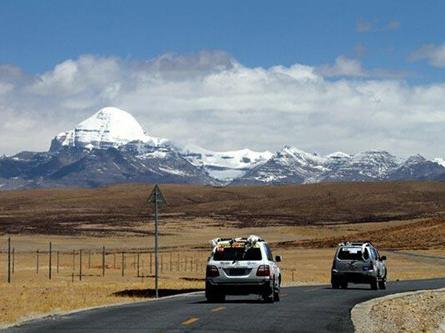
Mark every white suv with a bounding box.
[205,235,282,303]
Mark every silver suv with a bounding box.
[331,241,387,290]
[205,235,282,303]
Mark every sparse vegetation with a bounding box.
[0,182,445,327]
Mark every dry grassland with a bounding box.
[0,182,445,326]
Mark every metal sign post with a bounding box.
[148,184,166,298]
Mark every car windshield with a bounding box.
[213,247,262,261]
[337,247,364,260]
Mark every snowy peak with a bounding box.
[50,107,168,151]
[181,145,273,181]
[433,158,445,168]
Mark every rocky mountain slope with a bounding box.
[1,107,444,189]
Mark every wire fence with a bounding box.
[1,237,299,284]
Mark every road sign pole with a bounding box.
[154,188,159,298]
[149,184,166,299]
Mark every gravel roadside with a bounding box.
[352,288,445,333]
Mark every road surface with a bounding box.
[4,278,445,333]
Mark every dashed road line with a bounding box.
[210,306,225,312]
[182,317,199,325]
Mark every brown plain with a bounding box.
[0,182,445,326]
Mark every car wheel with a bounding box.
[273,289,280,302]
[331,277,340,289]
[370,278,378,290]
[340,281,348,289]
[205,284,225,303]
[378,279,386,290]
[263,282,275,303]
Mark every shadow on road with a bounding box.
[111,288,203,298]
[193,298,266,304]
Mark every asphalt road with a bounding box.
[4,278,445,333]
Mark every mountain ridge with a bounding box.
[1,106,445,190]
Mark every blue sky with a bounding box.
[0,0,445,157]
[0,0,444,82]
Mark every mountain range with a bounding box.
[1,106,444,190]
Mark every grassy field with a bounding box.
[0,182,445,326]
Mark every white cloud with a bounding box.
[0,51,444,159]
[410,43,445,68]
[316,56,407,79]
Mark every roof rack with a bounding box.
[338,240,373,247]
[209,235,264,248]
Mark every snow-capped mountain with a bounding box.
[181,145,272,181]
[434,158,445,168]
[50,107,168,151]
[233,146,445,185]
[319,151,400,182]
[231,146,327,185]
[1,106,445,190]
[388,155,445,181]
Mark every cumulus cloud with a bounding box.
[0,50,444,159]
[316,56,407,79]
[409,43,445,68]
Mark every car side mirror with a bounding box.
[275,255,282,262]
[380,256,387,261]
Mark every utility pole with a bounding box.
[49,242,52,280]
[148,184,166,298]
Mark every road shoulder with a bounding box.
[352,288,445,333]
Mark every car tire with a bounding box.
[378,279,386,290]
[370,278,378,290]
[263,283,275,303]
[331,276,340,289]
[205,283,225,303]
[273,276,281,302]
[273,289,280,302]
[340,280,348,289]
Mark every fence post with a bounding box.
[113,253,116,269]
[149,252,152,275]
[141,257,145,278]
[170,252,172,272]
[56,251,60,273]
[121,252,125,277]
[72,250,75,271]
[7,237,11,283]
[137,253,140,277]
[177,253,180,272]
[160,254,163,273]
[102,246,105,276]
[48,242,52,280]
[12,247,15,275]
[36,250,39,274]
[88,250,91,269]
[79,249,82,281]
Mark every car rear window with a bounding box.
[337,247,364,260]
[213,247,262,261]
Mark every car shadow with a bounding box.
[324,286,380,291]
[193,298,267,304]
[111,288,203,298]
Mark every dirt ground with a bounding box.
[354,289,445,333]
[0,182,445,327]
